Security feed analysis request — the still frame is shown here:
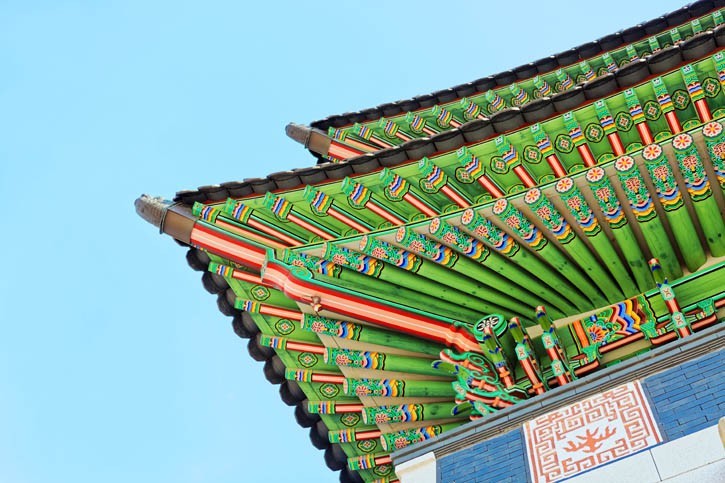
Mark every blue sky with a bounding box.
[0,1,689,482]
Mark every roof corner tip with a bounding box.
[134,194,171,228]
[285,122,311,147]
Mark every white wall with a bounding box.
[565,421,725,483]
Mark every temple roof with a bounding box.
[308,1,720,133]
[137,2,725,482]
[172,1,725,207]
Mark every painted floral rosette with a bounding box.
[491,198,509,216]
[672,133,694,152]
[585,166,606,183]
[460,208,475,227]
[523,188,542,205]
[702,121,723,140]
[554,177,574,194]
[428,217,441,235]
[614,155,636,173]
[642,143,664,162]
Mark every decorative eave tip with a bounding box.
[135,194,171,228]
[135,194,195,244]
[286,123,332,158]
[285,122,312,147]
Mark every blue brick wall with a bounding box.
[437,428,528,483]
[435,349,724,482]
[642,348,725,441]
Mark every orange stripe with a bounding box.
[286,341,326,354]
[366,201,407,224]
[216,219,288,248]
[547,155,567,178]
[231,269,265,285]
[608,133,625,156]
[637,123,653,145]
[665,112,682,134]
[260,305,303,320]
[477,176,505,198]
[578,144,597,167]
[328,207,369,233]
[329,141,365,159]
[263,262,482,353]
[335,404,364,412]
[287,213,335,240]
[441,186,469,208]
[695,99,712,122]
[191,229,266,269]
[403,193,438,217]
[313,374,345,384]
[246,218,300,246]
[514,165,537,188]
[573,320,590,347]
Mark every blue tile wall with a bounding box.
[435,349,724,482]
[642,348,725,441]
[437,428,528,483]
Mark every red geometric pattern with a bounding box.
[524,381,661,483]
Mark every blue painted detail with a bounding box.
[438,428,529,483]
[436,350,724,482]
[642,349,725,441]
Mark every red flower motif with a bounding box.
[673,133,692,150]
[703,122,722,138]
[642,144,662,160]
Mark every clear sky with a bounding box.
[0,1,689,482]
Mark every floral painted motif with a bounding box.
[524,188,574,243]
[394,227,458,267]
[556,178,600,235]
[672,133,712,201]
[643,144,683,211]
[702,122,725,190]
[615,156,656,221]
[586,167,627,228]
[302,314,362,340]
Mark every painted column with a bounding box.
[219,199,305,246]
[263,192,338,240]
[523,187,623,302]
[418,158,471,208]
[585,167,652,292]
[378,117,413,143]
[379,169,439,218]
[594,99,626,156]
[531,123,567,178]
[405,112,439,137]
[535,306,574,386]
[492,198,606,308]
[613,155,682,280]
[641,143,705,272]
[353,122,395,149]
[554,177,639,297]
[495,135,537,188]
[649,258,692,338]
[624,88,654,146]
[652,76,682,135]
[682,64,712,123]
[456,146,506,198]
[341,177,409,225]
[701,121,725,198]
[459,208,588,311]
[563,111,597,167]
[303,186,373,233]
[671,132,725,257]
